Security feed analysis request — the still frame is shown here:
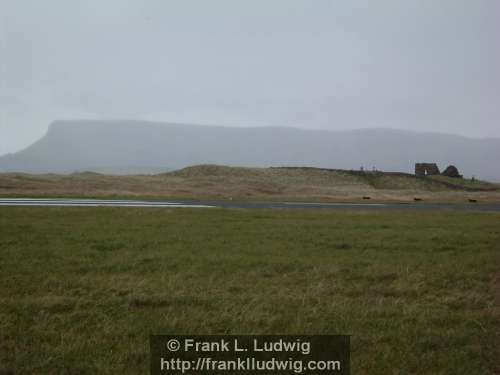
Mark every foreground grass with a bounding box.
[0,207,499,374]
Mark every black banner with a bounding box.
[150,335,350,374]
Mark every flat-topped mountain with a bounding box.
[1,120,499,181]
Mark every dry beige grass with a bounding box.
[0,165,499,203]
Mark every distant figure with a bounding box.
[441,165,462,178]
[415,163,440,176]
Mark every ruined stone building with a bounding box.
[415,163,462,178]
[441,165,462,178]
[415,163,440,176]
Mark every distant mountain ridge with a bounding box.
[1,120,499,181]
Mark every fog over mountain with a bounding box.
[2,2,500,156]
[1,120,499,181]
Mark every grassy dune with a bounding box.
[0,165,499,203]
[1,207,499,374]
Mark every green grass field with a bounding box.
[1,207,499,374]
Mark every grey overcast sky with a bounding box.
[1,0,499,155]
